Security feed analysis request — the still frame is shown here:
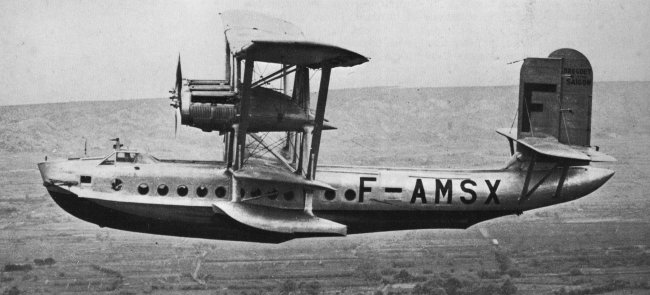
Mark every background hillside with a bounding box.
[2,81,646,167]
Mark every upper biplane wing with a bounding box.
[234,40,369,68]
[221,9,306,48]
[221,10,368,68]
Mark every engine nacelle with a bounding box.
[175,79,333,132]
[186,103,237,132]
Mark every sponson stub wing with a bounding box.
[212,202,346,235]
[222,157,346,236]
[232,158,335,191]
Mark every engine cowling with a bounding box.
[174,79,334,132]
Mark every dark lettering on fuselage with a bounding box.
[357,177,500,205]
[410,179,427,204]
[435,179,452,204]
[460,179,477,204]
[359,177,376,203]
[402,178,499,205]
[485,179,501,204]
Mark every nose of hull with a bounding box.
[37,161,79,186]
[37,161,52,184]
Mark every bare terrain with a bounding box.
[0,81,648,294]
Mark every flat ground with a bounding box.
[0,82,648,294]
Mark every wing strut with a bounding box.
[553,164,569,198]
[519,157,571,203]
[519,154,536,202]
[235,58,255,170]
[307,65,332,180]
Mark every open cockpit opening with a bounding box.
[99,151,158,165]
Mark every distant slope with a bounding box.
[0,82,647,168]
[0,98,218,160]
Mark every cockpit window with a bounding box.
[116,152,136,163]
[100,153,116,165]
[100,151,157,165]
[133,153,157,164]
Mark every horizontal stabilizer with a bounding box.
[497,128,615,162]
[213,202,347,235]
[583,148,617,162]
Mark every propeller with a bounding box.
[175,54,182,98]
[174,108,179,137]
[170,54,182,138]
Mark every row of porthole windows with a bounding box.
[111,178,358,201]
[111,179,228,198]
[137,185,357,201]
[324,189,357,201]
[137,183,228,198]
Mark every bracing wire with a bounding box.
[245,132,270,158]
[524,100,534,137]
[242,132,290,166]
[309,69,320,81]
[509,108,518,133]
[561,115,571,145]
[556,91,572,145]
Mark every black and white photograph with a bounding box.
[1,1,648,294]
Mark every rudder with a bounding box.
[517,48,593,146]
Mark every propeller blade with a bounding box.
[175,54,182,94]
[174,109,178,138]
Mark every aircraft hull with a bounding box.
[44,184,519,241]
[45,185,295,243]
[40,161,613,242]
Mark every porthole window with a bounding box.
[344,189,356,201]
[267,189,279,200]
[138,183,149,195]
[251,188,262,198]
[215,186,226,198]
[111,178,123,191]
[177,185,188,197]
[324,190,336,201]
[196,186,208,197]
[157,184,169,196]
[283,191,295,201]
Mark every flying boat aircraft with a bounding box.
[38,11,615,243]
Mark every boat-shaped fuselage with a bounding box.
[37,150,614,242]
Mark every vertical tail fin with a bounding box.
[517,48,593,146]
[498,48,614,162]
